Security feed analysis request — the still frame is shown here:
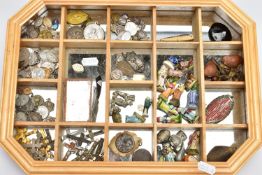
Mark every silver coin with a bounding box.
[26,25,39,39]
[118,31,131,40]
[125,22,138,36]
[39,49,58,63]
[15,112,28,121]
[34,17,43,27]
[36,105,49,118]
[31,67,45,79]
[67,26,84,39]
[15,94,30,107]
[29,51,40,66]
[84,23,105,40]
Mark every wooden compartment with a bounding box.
[0,1,261,175]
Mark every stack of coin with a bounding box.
[111,13,149,41]
[18,48,59,79]
[15,87,55,122]
[22,13,60,39]
[66,10,105,40]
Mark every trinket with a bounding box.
[206,95,234,124]
[222,55,243,68]
[132,149,152,161]
[31,67,46,79]
[208,23,232,41]
[116,60,135,77]
[125,22,138,36]
[186,131,200,155]
[157,129,170,144]
[111,69,123,80]
[72,63,84,73]
[125,112,145,123]
[160,34,194,42]
[67,26,84,39]
[52,18,59,30]
[132,74,145,80]
[207,144,237,161]
[67,10,89,25]
[169,134,183,152]
[186,90,199,110]
[169,84,185,107]
[15,112,28,121]
[84,23,105,40]
[112,107,122,123]
[109,131,142,157]
[204,59,218,77]
[34,17,43,27]
[142,97,152,117]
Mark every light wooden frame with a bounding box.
[0,0,262,175]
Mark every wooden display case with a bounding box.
[0,0,261,175]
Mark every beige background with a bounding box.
[0,0,261,174]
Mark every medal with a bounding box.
[67,10,88,25]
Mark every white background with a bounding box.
[0,0,262,174]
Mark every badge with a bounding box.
[67,26,84,39]
[67,10,89,25]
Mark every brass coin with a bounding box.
[43,17,52,28]
[67,26,84,39]
[67,10,88,25]
[39,30,53,39]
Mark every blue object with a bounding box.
[52,19,59,30]
[125,115,143,123]
[168,56,180,65]
[186,90,199,110]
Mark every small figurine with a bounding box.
[142,97,152,117]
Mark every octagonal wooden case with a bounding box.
[0,0,262,175]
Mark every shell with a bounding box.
[204,59,218,77]
[222,55,243,68]
[207,145,237,161]
[206,95,234,124]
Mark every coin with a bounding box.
[39,30,53,39]
[31,67,46,79]
[16,94,30,107]
[15,112,28,121]
[125,21,138,36]
[36,105,49,118]
[67,26,84,39]
[39,49,58,63]
[28,112,43,121]
[40,62,56,71]
[26,25,39,39]
[43,99,55,112]
[72,63,84,73]
[32,95,44,106]
[43,17,52,28]
[117,31,131,40]
[19,48,30,68]
[34,17,43,27]
[21,99,35,112]
[84,23,105,40]
[111,69,123,80]
[67,10,88,25]
[29,51,39,66]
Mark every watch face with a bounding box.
[115,133,135,153]
[36,105,49,118]
[84,23,105,40]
